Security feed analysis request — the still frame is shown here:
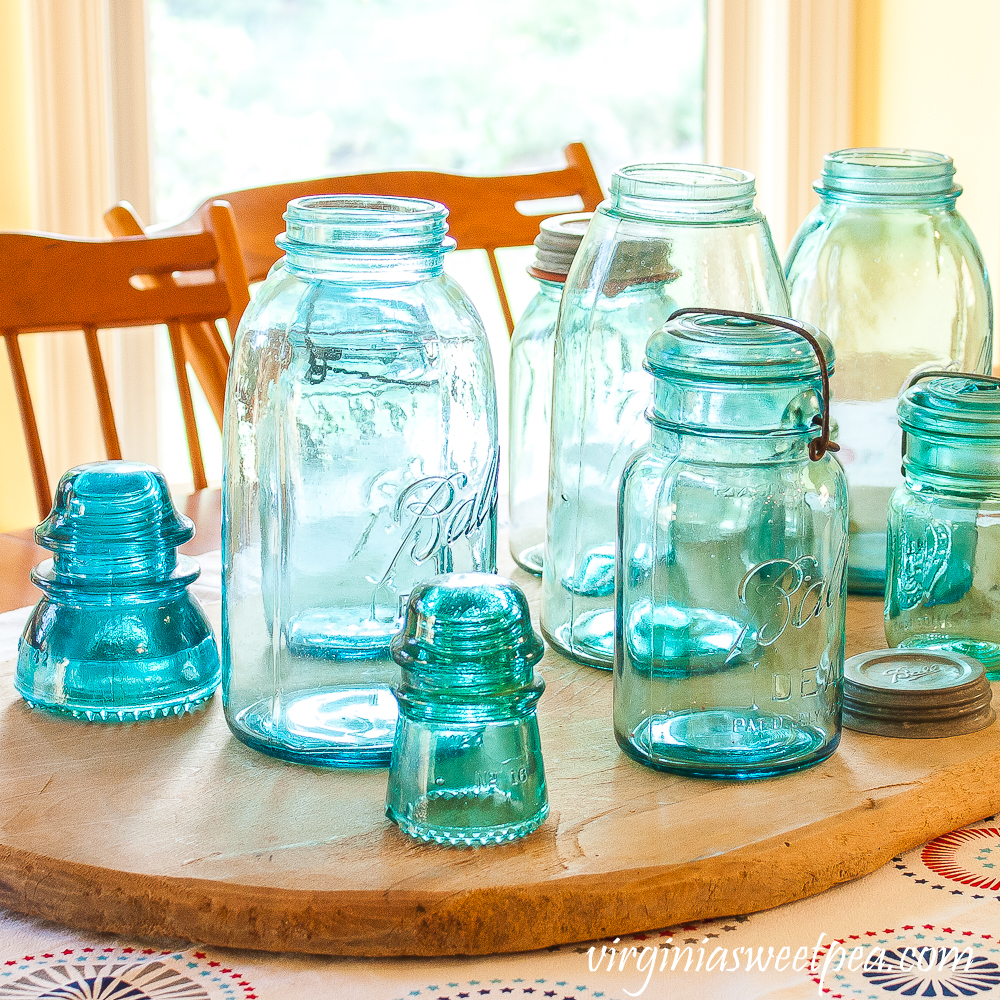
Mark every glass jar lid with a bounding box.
[816,148,960,203]
[842,649,995,738]
[645,310,837,458]
[899,374,1000,440]
[898,374,1000,488]
[646,311,834,382]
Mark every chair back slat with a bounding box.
[1,225,239,520]
[104,200,247,432]
[82,326,122,462]
[3,331,50,518]
[128,142,604,335]
[166,321,208,491]
[0,231,231,333]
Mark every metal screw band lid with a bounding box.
[843,649,995,738]
[527,212,592,281]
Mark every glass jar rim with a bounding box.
[285,193,447,222]
[279,194,453,254]
[818,147,960,201]
[610,163,758,221]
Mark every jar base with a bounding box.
[618,709,839,779]
[847,530,887,595]
[386,799,548,846]
[511,542,544,577]
[542,613,614,669]
[229,685,398,767]
[896,634,1000,681]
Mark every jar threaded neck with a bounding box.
[817,148,959,203]
[277,195,455,281]
[610,163,758,222]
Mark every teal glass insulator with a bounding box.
[615,310,848,779]
[508,212,590,576]
[15,461,220,721]
[386,573,547,845]
[542,164,789,669]
[885,373,1000,678]
[223,195,498,768]
[785,148,993,596]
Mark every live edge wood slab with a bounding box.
[0,547,997,957]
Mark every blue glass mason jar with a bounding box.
[542,164,790,668]
[615,310,848,778]
[786,149,993,595]
[222,195,498,767]
[508,213,590,575]
[885,372,1000,678]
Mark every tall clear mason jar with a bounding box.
[541,164,790,668]
[222,195,498,768]
[615,310,848,778]
[885,373,1000,679]
[508,213,590,575]
[785,148,993,595]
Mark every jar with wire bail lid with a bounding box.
[508,212,591,575]
[614,309,848,778]
[885,372,1000,678]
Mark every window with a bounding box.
[3,0,853,524]
[146,0,707,491]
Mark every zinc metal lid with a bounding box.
[843,649,995,738]
[528,212,591,280]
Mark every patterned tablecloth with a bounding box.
[1,553,998,1000]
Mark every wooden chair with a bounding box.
[103,201,249,432]
[106,142,604,335]
[1,204,249,521]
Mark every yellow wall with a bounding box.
[855,0,1000,318]
[0,0,38,530]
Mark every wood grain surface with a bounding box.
[0,540,996,956]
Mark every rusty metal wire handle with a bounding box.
[898,369,1000,461]
[665,307,839,462]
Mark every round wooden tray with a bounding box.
[1,553,999,956]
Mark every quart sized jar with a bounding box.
[615,310,848,779]
[16,462,220,721]
[386,574,547,845]
[885,372,1000,679]
[509,212,591,575]
[543,163,789,669]
[786,148,993,595]
[223,195,498,768]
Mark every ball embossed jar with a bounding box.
[222,195,498,767]
[885,372,1000,678]
[615,310,848,778]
